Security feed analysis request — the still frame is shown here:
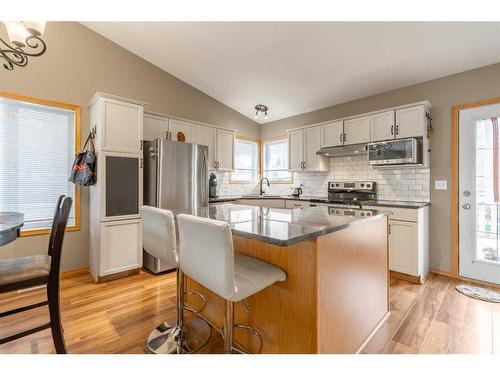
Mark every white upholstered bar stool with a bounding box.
[177,214,287,354]
[140,206,210,354]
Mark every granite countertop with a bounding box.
[209,195,429,209]
[0,212,24,247]
[171,203,389,247]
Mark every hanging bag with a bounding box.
[69,132,97,186]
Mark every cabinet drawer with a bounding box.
[285,200,311,209]
[363,205,418,222]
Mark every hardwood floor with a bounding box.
[0,270,499,354]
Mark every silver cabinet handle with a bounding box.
[391,125,394,135]
[395,125,399,135]
[340,133,343,143]
[165,130,168,139]
[343,133,346,142]
[463,191,471,197]
[140,140,143,150]
[462,204,471,210]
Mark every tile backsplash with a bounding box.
[214,154,430,202]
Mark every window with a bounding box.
[231,138,259,183]
[0,93,80,235]
[262,138,292,182]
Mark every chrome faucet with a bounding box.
[259,177,270,195]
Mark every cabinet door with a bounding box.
[321,121,344,147]
[389,220,418,276]
[195,125,217,170]
[100,219,142,276]
[288,130,304,171]
[370,111,395,142]
[303,126,324,170]
[216,129,235,171]
[143,114,168,141]
[395,105,426,139]
[344,116,371,145]
[168,119,195,143]
[101,98,143,153]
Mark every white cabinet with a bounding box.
[343,116,371,145]
[143,113,168,141]
[195,124,217,169]
[91,95,143,154]
[89,92,145,282]
[370,111,395,142]
[288,128,328,172]
[321,121,344,147]
[285,200,312,209]
[100,219,142,276]
[364,205,429,283]
[168,119,195,143]
[216,129,235,171]
[236,199,285,208]
[395,105,426,139]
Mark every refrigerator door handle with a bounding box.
[156,139,162,206]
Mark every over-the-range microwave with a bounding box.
[367,138,421,166]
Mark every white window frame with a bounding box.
[262,137,293,183]
[230,137,260,184]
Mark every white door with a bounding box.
[371,111,395,142]
[216,129,234,171]
[303,126,322,170]
[343,116,371,145]
[168,119,195,143]
[195,124,217,170]
[321,121,344,147]
[143,114,168,141]
[288,130,304,171]
[395,105,426,139]
[459,103,500,285]
[389,220,418,276]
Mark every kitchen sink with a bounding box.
[241,194,282,198]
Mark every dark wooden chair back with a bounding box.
[47,196,72,284]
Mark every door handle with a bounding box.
[462,204,471,210]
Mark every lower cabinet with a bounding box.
[285,200,313,209]
[364,205,429,283]
[235,199,286,208]
[95,219,143,280]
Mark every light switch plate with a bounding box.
[435,180,447,190]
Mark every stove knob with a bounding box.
[366,183,371,188]
[360,183,365,188]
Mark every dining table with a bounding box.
[0,212,24,247]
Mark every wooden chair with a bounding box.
[0,195,73,354]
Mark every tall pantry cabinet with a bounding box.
[89,92,145,282]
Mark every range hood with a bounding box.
[316,143,368,157]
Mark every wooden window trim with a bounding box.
[261,136,293,184]
[0,91,81,237]
[451,96,500,278]
[230,136,260,184]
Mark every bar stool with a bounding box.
[177,214,287,354]
[140,206,211,354]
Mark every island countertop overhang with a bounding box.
[171,203,390,247]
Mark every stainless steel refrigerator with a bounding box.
[142,139,209,273]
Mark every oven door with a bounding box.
[368,138,418,165]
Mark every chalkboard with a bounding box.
[105,155,139,217]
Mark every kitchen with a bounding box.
[1,12,500,372]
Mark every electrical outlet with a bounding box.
[435,180,447,190]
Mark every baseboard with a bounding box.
[390,270,422,284]
[95,268,141,283]
[430,268,453,278]
[61,267,89,279]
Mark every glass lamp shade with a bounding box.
[4,22,29,47]
[23,21,46,36]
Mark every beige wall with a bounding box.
[0,22,259,271]
[262,62,500,272]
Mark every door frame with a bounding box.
[451,97,500,278]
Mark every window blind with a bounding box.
[263,139,291,181]
[232,139,258,182]
[0,96,76,231]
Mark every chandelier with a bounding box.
[254,104,269,120]
[1,22,47,71]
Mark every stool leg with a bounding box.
[223,300,234,354]
[147,268,211,354]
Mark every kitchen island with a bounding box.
[176,203,389,354]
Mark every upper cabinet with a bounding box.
[395,105,426,139]
[321,121,343,147]
[144,113,168,141]
[168,119,195,143]
[195,124,217,169]
[343,116,371,145]
[288,127,328,172]
[370,110,395,142]
[91,94,144,154]
[216,129,235,171]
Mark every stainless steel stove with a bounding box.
[311,181,376,209]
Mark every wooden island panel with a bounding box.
[185,216,388,354]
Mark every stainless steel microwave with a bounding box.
[367,138,421,165]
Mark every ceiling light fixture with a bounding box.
[1,21,47,71]
[254,104,269,120]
